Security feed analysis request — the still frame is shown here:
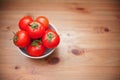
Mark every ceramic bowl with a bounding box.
[18,23,58,59]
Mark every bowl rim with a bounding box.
[18,23,58,59]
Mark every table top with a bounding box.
[0,0,120,80]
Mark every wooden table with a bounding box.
[0,0,120,80]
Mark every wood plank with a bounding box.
[0,0,120,80]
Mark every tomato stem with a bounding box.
[13,35,18,42]
[47,33,54,41]
[30,22,38,30]
[31,40,41,46]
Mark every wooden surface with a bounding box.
[0,0,120,80]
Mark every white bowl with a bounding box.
[18,23,58,59]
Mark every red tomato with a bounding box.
[13,30,30,48]
[27,40,45,57]
[27,21,45,39]
[19,16,33,30]
[42,29,60,48]
[36,16,49,30]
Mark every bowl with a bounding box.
[18,23,59,59]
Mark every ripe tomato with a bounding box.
[36,16,49,30]
[19,16,33,30]
[42,29,60,48]
[27,21,45,39]
[27,40,45,57]
[13,30,30,48]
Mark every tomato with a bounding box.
[36,16,49,30]
[19,16,33,30]
[27,40,45,57]
[27,21,45,39]
[42,29,60,48]
[13,30,30,48]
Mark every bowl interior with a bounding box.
[18,24,57,59]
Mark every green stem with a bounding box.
[30,22,38,30]
[13,35,18,42]
[31,40,41,46]
[47,33,54,41]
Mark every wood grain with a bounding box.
[0,0,120,80]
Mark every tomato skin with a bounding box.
[42,29,60,48]
[27,21,45,39]
[19,16,33,30]
[27,40,45,57]
[36,16,49,30]
[13,30,30,48]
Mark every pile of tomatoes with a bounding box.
[13,16,60,57]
